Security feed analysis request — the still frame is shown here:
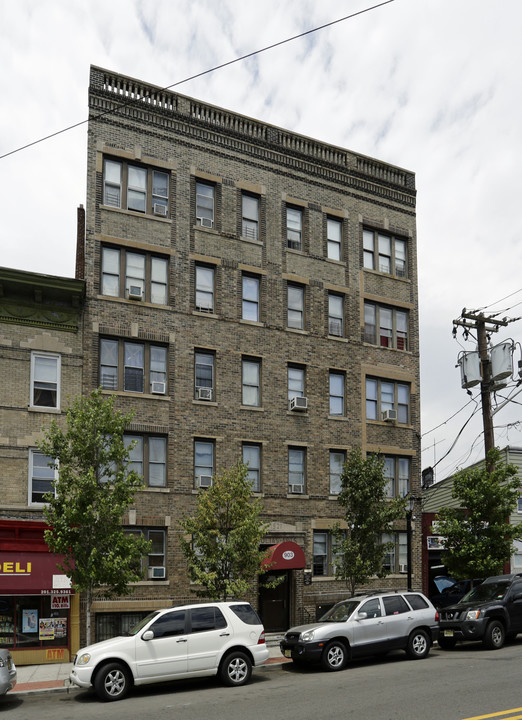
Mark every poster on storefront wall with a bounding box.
[54,618,67,639]
[39,619,55,640]
[22,610,38,633]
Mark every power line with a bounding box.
[421,394,479,437]
[479,288,522,313]
[0,0,395,161]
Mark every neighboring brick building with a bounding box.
[0,266,85,664]
[80,65,421,638]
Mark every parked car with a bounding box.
[70,602,268,701]
[438,573,522,650]
[0,650,16,695]
[431,576,483,608]
[280,590,439,671]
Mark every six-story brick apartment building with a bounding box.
[77,65,421,640]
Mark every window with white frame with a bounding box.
[327,218,342,261]
[518,496,522,513]
[195,265,215,312]
[124,434,167,487]
[313,530,343,576]
[329,372,345,416]
[127,528,166,579]
[242,357,261,407]
[29,450,57,505]
[99,339,167,394]
[286,206,303,250]
[366,377,410,424]
[328,294,344,337]
[513,540,522,570]
[242,443,261,492]
[287,284,304,329]
[194,351,214,401]
[242,194,259,240]
[363,228,407,277]
[30,352,60,409]
[242,274,260,322]
[330,450,345,495]
[196,182,215,228]
[101,246,168,304]
[288,447,306,493]
[382,532,408,573]
[194,439,215,488]
[103,158,169,216]
[364,302,408,350]
[288,365,305,402]
[383,456,410,498]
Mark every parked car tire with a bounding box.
[321,640,348,671]
[406,629,430,659]
[482,620,505,650]
[94,662,132,701]
[437,635,457,650]
[219,651,252,686]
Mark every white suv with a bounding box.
[70,602,268,701]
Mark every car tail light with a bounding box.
[258,631,266,645]
[435,611,439,622]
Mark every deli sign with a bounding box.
[0,553,73,595]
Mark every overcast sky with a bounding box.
[2,0,521,481]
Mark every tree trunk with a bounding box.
[86,587,92,646]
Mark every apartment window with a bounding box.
[518,496,522,513]
[383,456,410,498]
[288,365,305,402]
[328,294,344,337]
[101,246,168,304]
[196,182,215,228]
[242,357,260,406]
[329,372,345,416]
[330,450,345,495]
[364,302,408,350]
[382,532,408,573]
[366,378,410,424]
[29,450,57,505]
[313,530,342,576]
[30,352,60,409]
[243,443,261,492]
[145,529,167,577]
[363,229,407,277]
[288,447,306,494]
[124,434,167,487]
[99,339,167,394]
[103,159,169,216]
[242,194,259,240]
[514,541,522,570]
[287,284,304,329]
[242,275,260,322]
[194,440,215,487]
[195,351,214,401]
[286,207,303,250]
[327,218,342,261]
[195,265,215,312]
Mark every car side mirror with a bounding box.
[142,630,154,641]
[356,612,368,620]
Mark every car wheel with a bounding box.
[220,651,252,687]
[321,641,347,671]
[94,662,132,702]
[406,629,430,659]
[437,635,457,650]
[482,620,505,650]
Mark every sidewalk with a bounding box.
[8,643,290,697]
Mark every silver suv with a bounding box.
[70,602,268,701]
[280,590,439,671]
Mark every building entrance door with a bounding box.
[258,571,290,632]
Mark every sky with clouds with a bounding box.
[2,0,521,481]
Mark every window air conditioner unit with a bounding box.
[290,396,308,411]
[197,475,213,488]
[382,409,397,422]
[151,381,166,395]
[128,285,143,300]
[153,203,168,217]
[328,319,342,336]
[398,564,408,574]
[197,217,214,228]
[290,484,304,494]
[196,387,213,401]
[148,566,166,580]
[196,302,213,313]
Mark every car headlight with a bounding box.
[76,653,91,666]
[0,657,7,668]
[465,609,482,621]
[300,630,315,643]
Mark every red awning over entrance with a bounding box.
[262,541,306,571]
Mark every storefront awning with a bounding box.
[0,552,73,595]
[262,541,306,571]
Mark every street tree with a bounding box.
[38,389,150,644]
[179,461,271,601]
[435,448,521,579]
[334,449,407,597]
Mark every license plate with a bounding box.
[443,629,454,637]
[284,649,292,658]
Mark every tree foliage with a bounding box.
[333,449,407,596]
[179,461,271,601]
[38,389,150,644]
[435,448,522,578]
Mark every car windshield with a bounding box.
[126,611,160,635]
[319,600,359,622]
[460,581,510,604]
